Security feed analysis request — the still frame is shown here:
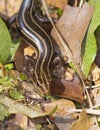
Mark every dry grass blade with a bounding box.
[79,0,84,7]
[41,0,92,107]
[89,104,100,109]
[86,84,100,89]
[68,108,100,116]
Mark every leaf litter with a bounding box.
[0,0,100,129]
[51,3,94,64]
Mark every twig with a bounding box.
[68,108,100,116]
[79,0,84,8]
[90,104,100,109]
[86,84,100,89]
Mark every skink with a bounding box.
[16,0,53,89]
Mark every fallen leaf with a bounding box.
[14,40,28,71]
[1,122,22,130]
[50,76,84,103]
[71,110,99,130]
[0,0,22,20]
[0,104,9,121]
[0,76,15,93]
[51,3,94,64]
[9,89,24,100]
[0,96,56,118]
[54,115,77,130]
[24,46,36,57]
[45,0,68,9]
[43,99,77,130]
[1,113,37,130]
[15,39,37,72]
[20,81,42,99]
[15,114,28,129]
[43,98,76,116]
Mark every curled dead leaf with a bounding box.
[50,76,84,103]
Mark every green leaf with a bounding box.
[0,18,11,64]
[20,73,30,81]
[94,25,100,48]
[10,40,20,60]
[82,0,100,78]
[4,63,14,70]
[9,89,24,100]
[0,76,15,93]
[57,8,63,17]
[0,104,9,121]
[49,105,58,115]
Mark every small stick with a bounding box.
[86,84,100,89]
[68,108,100,116]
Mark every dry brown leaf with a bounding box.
[20,81,42,99]
[71,110,99,130]
[1,123,22,130]
[51,3,94,63]
[0,0,22,20]
[15,40,37,72]
[0,113,36,130]
[14,40,29,71]
[50,76,84,103]
[45,0,68,9]
[43,99,77,130]
[24,46,36,57]
[54,115,77,130]
[0,115,23,130]
[15,114,28,129]
[43,98,76,117]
